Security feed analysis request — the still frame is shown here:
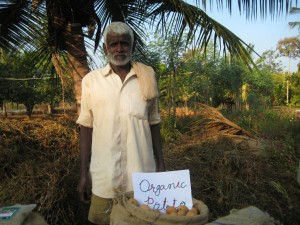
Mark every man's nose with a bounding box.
[116,42,123,51]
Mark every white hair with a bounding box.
[103,22,134,45]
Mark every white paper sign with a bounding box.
[132,169,193,213]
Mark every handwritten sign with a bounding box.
[132,170,193,213]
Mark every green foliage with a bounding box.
[160,115,183,143]
[0,50,70,116]
[273,73,287,105]
[277,37,300,60]
[256,49,283,73]
[289,72,300,106]
[244,67,275,109]
[180,49,218,104]
[211,59,245,106]
[147,33,300,111]
[226,108,300,157]
[8,79,61,116]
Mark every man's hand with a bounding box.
[150,124,166,172]
[78,126,93,203]
[156,162,166,172]
[77,172,92,203]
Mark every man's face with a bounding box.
[104,32,133,66]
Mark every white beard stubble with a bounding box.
[106,51,132,66]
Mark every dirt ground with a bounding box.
[0,107,300,224]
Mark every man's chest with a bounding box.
[89,75,150,118]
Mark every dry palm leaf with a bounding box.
[188,103,264,153]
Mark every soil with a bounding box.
[0,107,300,225]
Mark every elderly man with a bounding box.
[76,22,165,225]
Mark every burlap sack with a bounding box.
[22,212,49,225]
[0,204,36,225]
[110,194,209,225]
[205,206,275,225]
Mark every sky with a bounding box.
[200,1,300,72]
[89,1,299,72]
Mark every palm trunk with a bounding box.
[51,53,67,114]
[65,23,90,114]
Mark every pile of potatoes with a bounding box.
[127,198,200,217]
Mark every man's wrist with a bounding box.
[80,166,90,176]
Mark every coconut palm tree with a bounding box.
[0,0,296,113]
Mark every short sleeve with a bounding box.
[76,75,93,127]
[148,97,161,125]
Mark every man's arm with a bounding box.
[77,125,93,203]
[150,123,166,172]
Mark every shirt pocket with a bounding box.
[127,92,149,120]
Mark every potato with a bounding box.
[169,211,178,216]
[140,204,151,210]
[190,206,199,214]
[177,205,189,213]
[177,209,187,216]
[128,197,139,206]
[166,206,177,214]
[186,210,198,217]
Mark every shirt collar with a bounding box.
[102,63,113,76]
[102,62,136,78]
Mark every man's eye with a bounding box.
[109,42,130,48]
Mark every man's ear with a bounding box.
[103,43,107,55]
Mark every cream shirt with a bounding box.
[76,63,161,198]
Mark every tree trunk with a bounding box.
[242,84,249,111]
[47,103,53,114]
[65,23,90,115]
[25,102,34,118]
[2,101,7,117]
[172,68,177,120]
[51,53,67,114]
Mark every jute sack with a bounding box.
[0,204,36,225]
[110,194,209,225]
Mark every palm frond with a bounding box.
[288,6,300,30]
[289,6,300,14]
[94,0,148,55]
[146,0,259,69]
[195,0,295,19]
[31,0,43,10]
[185,102,265,153]
[1,0,298,74]
[288,21,300,30]
[188,102,254,138]
[0,0,46,50]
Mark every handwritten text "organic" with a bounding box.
[139,179,187,196]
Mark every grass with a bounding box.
[0,106,300,224]
[161,105,300,223]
